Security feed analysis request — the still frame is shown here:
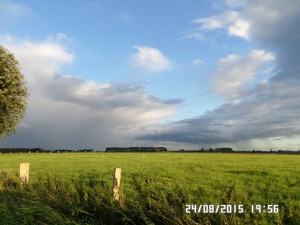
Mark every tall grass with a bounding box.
[0,153,299,224]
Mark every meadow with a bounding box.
[0,152,299,224]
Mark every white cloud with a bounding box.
[193,17,223,30]
[0,34,73,87]
[130,45,173,72]
[228,19,250,40]
[192,58,203,65]
[0,35,180,149]
[192,11,240,30]
[185,10,250,41]
[212,50,275,100]
[47,33,73,43]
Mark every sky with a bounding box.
[0,0,300,151]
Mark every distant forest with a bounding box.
[105,147,167,152]
[0,147,299,154]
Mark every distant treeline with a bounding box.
[105,147,168,152]
[0,148,94,153]
[182,147,234,153]
[177,148,300,154]
[0,147,168,153]
[0,147,299,154]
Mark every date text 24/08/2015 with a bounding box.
[185,204,279,214]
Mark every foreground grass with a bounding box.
[0,153,299,224]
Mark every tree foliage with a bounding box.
[0,45,28,138]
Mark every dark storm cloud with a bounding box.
[245,0,300,80]
[45,75,182,110]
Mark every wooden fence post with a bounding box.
[113,168,121,200]
[20,163,30,183]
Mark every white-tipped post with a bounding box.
[20,163,30,183]
[113,168,121,200]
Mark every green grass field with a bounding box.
[0,153,299,224]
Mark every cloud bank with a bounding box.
[138,0,300,150]
[0,35,180,149]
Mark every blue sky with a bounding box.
[1,0,300,150]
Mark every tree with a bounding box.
[0,45,28,138]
